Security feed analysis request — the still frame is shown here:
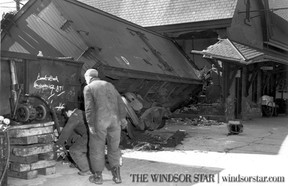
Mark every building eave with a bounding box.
[146,18,232,35]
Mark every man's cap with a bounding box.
[84,69,98,78]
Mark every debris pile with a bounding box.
[174,102,225,115]
[163,130,187,148]
[168,116,225,126]
[120,130,187,151]
[174,105,199,114]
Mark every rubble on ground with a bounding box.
[174,104,199,114]
[120,116,225,151]
[168,116,226,126]
[120,130,187,151]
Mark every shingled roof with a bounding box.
[197,39,264,64]
[79,0,238,27]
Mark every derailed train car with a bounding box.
[1,0,202,137]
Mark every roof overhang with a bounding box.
[146,18,232,38]
[264,40,288,52]
[253,50,288,65]
[191,39,265,65]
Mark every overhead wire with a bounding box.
[0,6,15,8]
[0,1,15,5]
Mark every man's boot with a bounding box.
[111,166,122,184]
[89,171,103,184]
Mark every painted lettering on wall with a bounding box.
[55,102,65,111]
[33,73,65,110]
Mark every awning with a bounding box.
[191,39,264,64]
[192,38,288,66]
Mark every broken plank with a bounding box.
[8,126,53,138]
[8,170,38,179]
[12,143,54,157]
[9,154,38,164]
[38,166,56,175]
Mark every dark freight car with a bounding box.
[0,52,83,123]
[1,0,202,136]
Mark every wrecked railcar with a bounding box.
[0,52,83,132]
[1,0,202,137]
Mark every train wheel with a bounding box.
[16,105,30,122]
[157,118,167,130]
[35,104,47,120]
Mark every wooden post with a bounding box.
[222,62,230,121]
[241,66,248,120]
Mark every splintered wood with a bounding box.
[8,121,56,179]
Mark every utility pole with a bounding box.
[15,0,20,11]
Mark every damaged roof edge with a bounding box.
[1,0,176,41]
[191,39,272,65]
[0,50,83,64]
[2,0,201,81]
[191,49,249,65]
[1,0,36,41]
[1,0,178,42]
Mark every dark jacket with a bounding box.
[56,109,88,146]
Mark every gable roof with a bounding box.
[79,0,238,27]
[195,39,264,64]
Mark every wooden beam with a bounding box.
[246,67,259,96]
[227,66,240,91]
[11,143,54,157]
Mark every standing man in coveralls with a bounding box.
[83,69,127,184]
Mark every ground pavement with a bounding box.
[8,115,288,186]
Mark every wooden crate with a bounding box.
[8,122,57,180]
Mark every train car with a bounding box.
[1,0,202,137]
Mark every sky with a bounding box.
[0,0,28,21]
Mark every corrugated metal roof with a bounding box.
[78,0,238,27]
[1,0,200,80]
[202,39,264,63]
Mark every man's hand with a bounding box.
[54,143,67,159]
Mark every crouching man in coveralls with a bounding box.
[83,69,127,184]
[55,108,91,175]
